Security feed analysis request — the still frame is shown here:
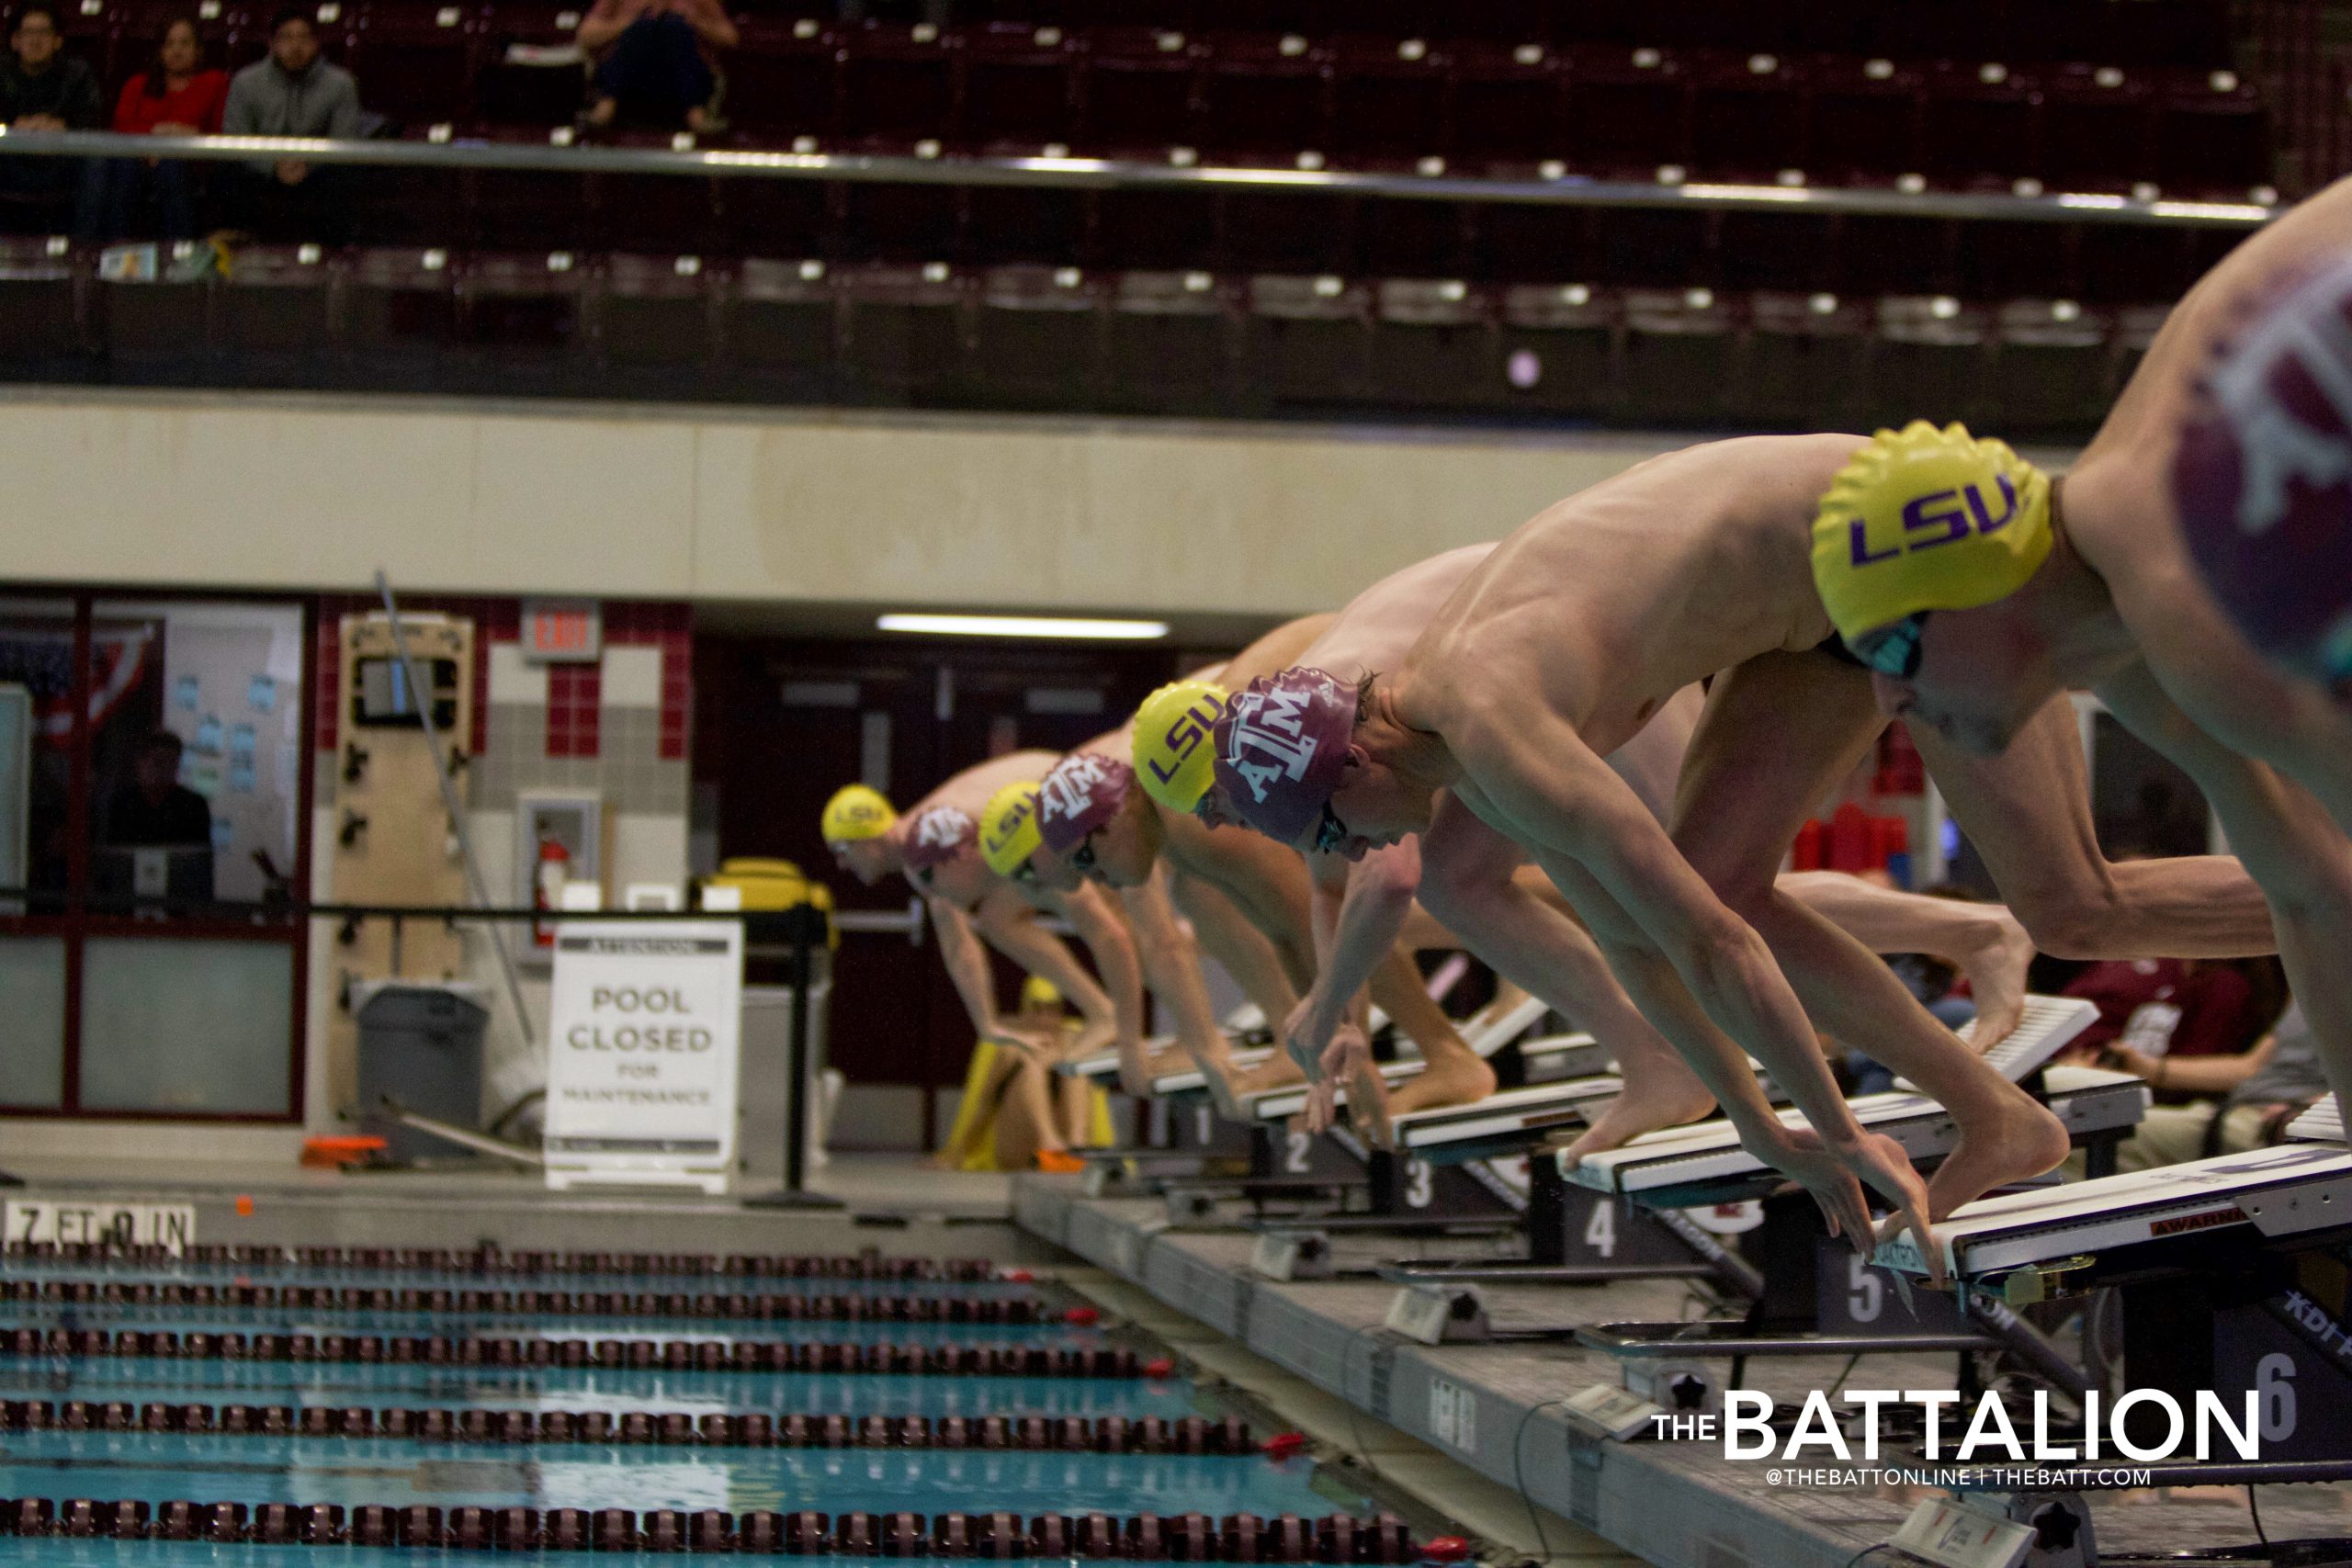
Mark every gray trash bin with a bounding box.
[353,981,489,1163]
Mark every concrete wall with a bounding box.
[0,389,1707,614]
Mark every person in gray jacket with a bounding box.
[222,6,360,241]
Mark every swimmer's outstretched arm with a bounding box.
[929,894,1019,1043]
[969,889,1120,1059]
[1166,868,1305,1024]
[1463,719,1852,1145]
[2097,663,2352,1119]
[1114,866,1238,1095]
[1452,696,1934,1255]
[1175,822,1322,991]
[1024,881,1142,1066]
[1283,840,1420,1080]
[1914,695,2278,959]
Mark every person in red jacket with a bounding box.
[105,16,226,238]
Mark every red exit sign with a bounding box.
[523,599,602,664]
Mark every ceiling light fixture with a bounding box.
[876,614,1170,640]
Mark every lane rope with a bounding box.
[0,1500,1419,1557]
[1,1280,1043,1325]
[1,1330,1143,1378]
[2,1401,1253,1452]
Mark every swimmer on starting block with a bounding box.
[975,760,1259,1102]
[1225,544,2041,1152]
[1204,428,2288,1251]
[820,761,1145,1156]
[978,615,1496,1122]
[1817,174,2352,1141]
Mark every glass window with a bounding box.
[0,597,77,907]
[90,601,306,908]
[0,592,309,1121]
[78,937,295,1114]
[0,935,65,1108]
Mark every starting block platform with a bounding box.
[1566,995,2104,1204]
[1566,1067,2149,1206]
[1877,1139,2352,1284]
[1018,1172,2352,1568]
[1058,1039,1276,1097]
[1244,1033,1603,1122]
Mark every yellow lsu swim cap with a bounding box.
[820,784,897,845]
[1019,975,1064,1011]
[1132,678,1230,814]
[978,781,1045,878]
[1812,421,2054,644]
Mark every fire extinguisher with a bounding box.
[534,829,571,948]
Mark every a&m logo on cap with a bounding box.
[2174,255,2352,681]
[2197,259,2352,538]
[904,804,976,872]
[1223,681,1325,803]
[1038,752,1131,853]
[1041,753,1114,826]
[1223,667,1354,804]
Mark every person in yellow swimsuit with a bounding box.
[934,977,1113,1173]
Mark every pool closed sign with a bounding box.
[542,919,743,1194]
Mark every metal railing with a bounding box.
[0,127,2283,230]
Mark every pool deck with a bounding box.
[1015,1175,2352,1568]
[0,1153,1052,1264]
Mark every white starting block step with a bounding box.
[1247,1032,1599,1122]
[1564,1066,2148,1197]
[2289,1093,2343,1144]
[1059,1038,1274,1093]
[1877,1139,2352,1281]
[1461,993,1554,1057]
[1062,997,1556,1100]
[1389,1075,1624,1160]
[1894,993,2098,1086]
[1566,992,2097,1192]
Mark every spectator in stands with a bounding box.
[222,6,360,242]
[2094,997,2327,1172]
[105,17,228,240]
[575,0,736,136]
[2057,954,2274,1089]
[0,2,105,236]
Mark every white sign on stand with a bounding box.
[543,919,742,1194]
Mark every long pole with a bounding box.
[748,918,842,1211]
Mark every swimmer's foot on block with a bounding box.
[1918,1086,2071,1222]
[1954,911,2037,1052]
[1195,1049,1265,1123]
[1555,1063,1718,1168]
[1367,1052,1498,1146]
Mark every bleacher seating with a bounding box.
[0,0,2298,434]
[36,0,2267,196]
[0,227,2197,436]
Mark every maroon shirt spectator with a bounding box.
[2061,956,2263,1072]
[114,18,228,135]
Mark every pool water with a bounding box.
[0,1250,1408,1563]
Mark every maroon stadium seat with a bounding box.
[1074,27,1201,159]
[836,21,956,152]
[1195,32,1330,165]
[957,22,1077,152]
